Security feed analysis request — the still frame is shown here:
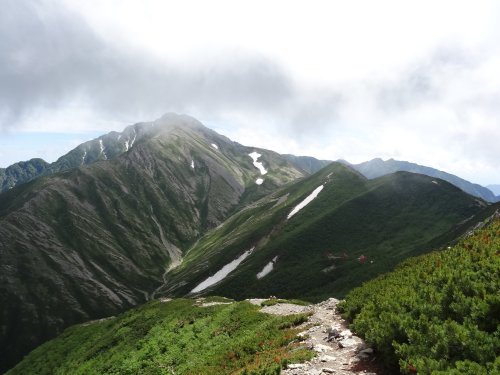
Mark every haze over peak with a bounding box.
[1,1,500,185]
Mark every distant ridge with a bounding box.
[342,158,498,202]
[283,154,331,174]
[487,184,500,196]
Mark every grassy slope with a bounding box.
[162,164,489,301]
[160,162,360,296]
[8,298,312,375]
[338,215,500,374]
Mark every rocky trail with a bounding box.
[248,298,381,375]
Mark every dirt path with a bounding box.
[249,298,380,375]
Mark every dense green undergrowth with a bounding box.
[338,216,500,374]
[8,298,312,375]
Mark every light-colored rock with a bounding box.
[319,355,337,362]
[287,363,307,369]
[338,336,364,349]
[263,298,379,375]
[314,343,333,352]
[260,303,311,315]
[340,329,352,338]
[359,347,374,355]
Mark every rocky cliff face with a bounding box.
[0,114,306,372]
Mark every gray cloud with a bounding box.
[373,47,476,112]
[1,1,499,184]
[0,0,341,146]
[0,0,305,129]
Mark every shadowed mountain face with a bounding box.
[345,158,498,202]
[0,114,306,373]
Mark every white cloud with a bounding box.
[1,0,500,185]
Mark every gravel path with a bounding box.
[250,298,380,375]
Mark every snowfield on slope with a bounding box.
[256,256,278,279]
[287,185,324,219]
[249,152,267,175]
[190,247,255,293]
[249,151,267,185]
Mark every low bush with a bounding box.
[338,218,500,374]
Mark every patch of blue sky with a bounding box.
[0,131,102,167]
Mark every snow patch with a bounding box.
[249,152,267,175]
[211,143,219,150]
[99,140,107,160]
[130,130,137,148]
[81,150,87,165]
[124,140,129,151]
[257,256,278,279]
[432,180,438,185]
[249,151,268,185]
[287,185,324,219]
[191,160,195,169]
[191,247,255,294]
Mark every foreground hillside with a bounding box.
[338,213,500,374]
[0,114,306,373]
[7,297,313,375]
[161,163,493,301]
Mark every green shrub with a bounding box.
[338,218,500,374]
[8,299,313,375]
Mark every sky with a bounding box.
[1,0,499,186]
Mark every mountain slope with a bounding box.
[2,113,287,193]
[0,114,306,373]
[0,158,49,192]
[160,163,493,302]
[283,154,331,174]
[346,158,498,202]
[487,184,500,196]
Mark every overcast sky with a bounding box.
[1,0,499,185]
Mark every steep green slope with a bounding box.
[0,158,49,192]
[0,114,305,373]
[7,297,312,375]
[338,213,500,374]
[161,163,491,302]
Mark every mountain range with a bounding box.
[1,113,499,373]
[343,158,499,203]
